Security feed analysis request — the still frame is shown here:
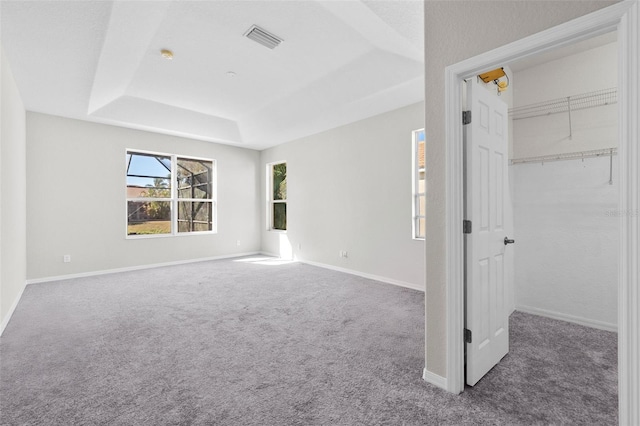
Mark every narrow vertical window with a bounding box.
[413,129,425,239]
[269,162,287,231]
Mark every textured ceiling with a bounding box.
[1,0,424,150]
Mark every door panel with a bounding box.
[465,77,510,386]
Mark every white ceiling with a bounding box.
[0,0,424,150]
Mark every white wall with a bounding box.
[513,157,618,329]
[423,0,616,378]
[511,41,618,330]
[26,113,261,280]
[0,46,27,333]
[260,102,425,289]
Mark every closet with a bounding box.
[509,38,618,331]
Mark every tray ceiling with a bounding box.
[1,0,424,150]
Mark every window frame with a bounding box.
[412,129,426,240]
[126,149,217,239]
[267,160,287,232]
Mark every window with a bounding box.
[412,129,425,239]
[268,162,287,231]
[126,150,215,237]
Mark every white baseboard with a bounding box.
[26,252,261,285]
[0,281,27,337]
[516,305,617,332]
[299,259,424,292]
[423,368,447,390]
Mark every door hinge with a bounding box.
[463,220,472,234]
[462,110,472,125]
[464,328,472,343]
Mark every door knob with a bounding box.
[504,237,515,245]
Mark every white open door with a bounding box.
[465,77,511,386]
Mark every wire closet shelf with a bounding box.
[510,147,617,165]
[509,87,617,121]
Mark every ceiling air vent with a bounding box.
[244,25,283,50]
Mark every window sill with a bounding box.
[126,231,217,239]
[268,229,287,234]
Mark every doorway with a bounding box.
[463,34,619,392]
[441,2,639,424]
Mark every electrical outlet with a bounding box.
[339,250,348,258]
[63,255,71,263]
[236,240,241,246]
[343,251,348,258]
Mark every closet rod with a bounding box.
[510,147,617,165]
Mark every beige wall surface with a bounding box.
[0,46,27,331]
[260,102,426,289]
[423,0,617,378]
[26,113,261,280]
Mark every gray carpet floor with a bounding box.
[0,257,617,425]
